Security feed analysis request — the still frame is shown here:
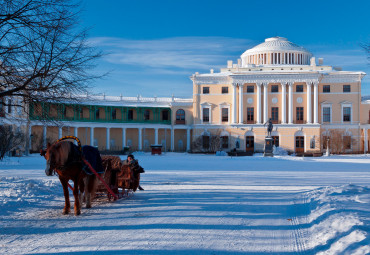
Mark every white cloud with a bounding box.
[89,36,254,70]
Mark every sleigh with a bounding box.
[96,156,141,200]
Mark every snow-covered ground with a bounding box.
[0,153,369,254]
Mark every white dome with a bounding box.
[240,37,312,67]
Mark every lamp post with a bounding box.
[326,138,330,156]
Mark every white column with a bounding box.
[138,128,142,150]
[122,128,126,147]
[232,83,237,124]
[155,128,159,145]
[43,126,47,148]
[106,127,110,150]
[281,83,286,124]
[238,84,244,124]
[256,83,262,124]
[186,128,191,151]
[307,83,312,124]
[288,82,293,124]
[90,127,94,146]
[364,129,368,153]
[58,127,62,139]
[171,128,175,151]
[73,127,78,145]
[313,82,319,124]
[28,125,32,153]
[263,82,268,123]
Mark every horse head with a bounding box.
[41,143,54,176]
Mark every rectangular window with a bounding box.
[144,110,150,120]
[222,87,228,94]
[296,136,304,148]
[202,108,210,122]
[323,85,330,93]
[296,107,304,123]
[247,107,254,123]
[343,136,351,150]
[203,87,209,94]
[202,136,209,149]
[247,85,254,93]
[221,108,228,122]
[343,107,351,122]
[271,85,279,93]
[271,107,278,123]
[111,109,117,120]
[162,110,169,121]
[343,85,351,93]
[323,107,331,122]
[221,136,228,149]
[95,109,100,119]
[296,85,303,93]
[128,109,133,120]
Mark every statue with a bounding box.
[264,118,273,137]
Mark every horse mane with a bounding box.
[51,141,81,168]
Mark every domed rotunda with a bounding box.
[241,37,312,67]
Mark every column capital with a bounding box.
[239,83,244,87]
[306,82,312,87]
[262,82,268,87]
[232,83,238,87]
[287,81,293,87]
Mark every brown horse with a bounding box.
[41,141,102,215]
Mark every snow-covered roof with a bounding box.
[62,94,193,108]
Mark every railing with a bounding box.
[175,120,186,125]
[295,120,306,124]
[30,114,171,124]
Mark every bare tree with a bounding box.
[0,0,102,112]
[0,125,25,160]
[321,129,358,154]
[191,130,222,153]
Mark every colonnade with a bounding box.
[35,125,191,152]
[231,81,319,125]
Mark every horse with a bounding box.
[41,138,103,215]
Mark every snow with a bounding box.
[0,153,369,254]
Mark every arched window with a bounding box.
[176,109,185,124]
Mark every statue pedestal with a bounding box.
[264,136,274,157]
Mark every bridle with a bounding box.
[44,136,83,176]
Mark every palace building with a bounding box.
[1,36,369,155]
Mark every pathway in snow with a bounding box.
[0,154,369,254]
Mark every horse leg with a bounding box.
[78,177,85,208]
[73,178,81,215]
[85,176,92,208]
[60,178,70,215]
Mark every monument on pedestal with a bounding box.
[264,118,274,157]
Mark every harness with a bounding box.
[48,136,83,174]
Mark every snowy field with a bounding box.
[0,153,369,254]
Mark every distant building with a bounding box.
[1,37,369,154]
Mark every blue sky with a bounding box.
[81,0,370,98]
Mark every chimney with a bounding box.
[310,57,316,67]
[237,59,241,67]
[210,69,214,74]
[227,60,233,68]
[318,58,324,65]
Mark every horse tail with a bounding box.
[56,136,82,153]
